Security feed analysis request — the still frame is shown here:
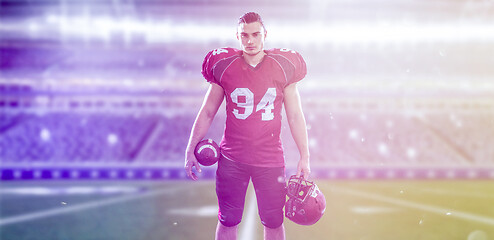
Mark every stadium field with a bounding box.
[1,179,493,240]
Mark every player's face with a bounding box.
[237,22,266,56]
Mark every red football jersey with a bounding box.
[202,47,307,167]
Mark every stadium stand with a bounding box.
[1,98,493,169]
[0,112,160,163]
[303,111,473,167]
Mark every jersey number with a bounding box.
[231,88,276,121]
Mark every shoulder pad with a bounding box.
[267,48,307,85]
[202,48,241,84]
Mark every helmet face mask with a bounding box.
[285,175,326,225]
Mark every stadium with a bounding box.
[1,0,493,239]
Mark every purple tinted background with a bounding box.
[1,0,493,180]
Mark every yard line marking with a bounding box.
[414,188,494,199]
[0,186,181,227]
[350,206,401,215]
[168,205,218,217]
[331,186,494,226]
[239,185,257,240]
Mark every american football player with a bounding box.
[184,12,311,240]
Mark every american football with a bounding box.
[194,139,220,166]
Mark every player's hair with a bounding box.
[238,12,266,33]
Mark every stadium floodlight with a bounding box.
[264,21,494,45]
[377,143,389,156]
[40,128,51,142]
[406,147,417,159]
[6,14,494,44]
[28,22,39,33]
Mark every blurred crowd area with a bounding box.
[1,0,493,169]
[1,98,493,169]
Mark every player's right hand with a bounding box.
[296,156,311,180]
[184,152,202,181]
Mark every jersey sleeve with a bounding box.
[201,49,219,85]
[201,48,237,86]
[269,48,307,86]
[290,50,307,84]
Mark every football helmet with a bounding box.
[285,175,326,225]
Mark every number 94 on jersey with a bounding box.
[231,87,276,121]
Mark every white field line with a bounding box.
[350,206,401,214]
[331,186,494,226]
[413,188,494,199]
[239,186,258,240]
[0,186,181,227]
[167,205,218,217]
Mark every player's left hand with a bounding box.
[184,152,202,181]
[296,156,311,180]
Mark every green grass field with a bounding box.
[1,180,493,240]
